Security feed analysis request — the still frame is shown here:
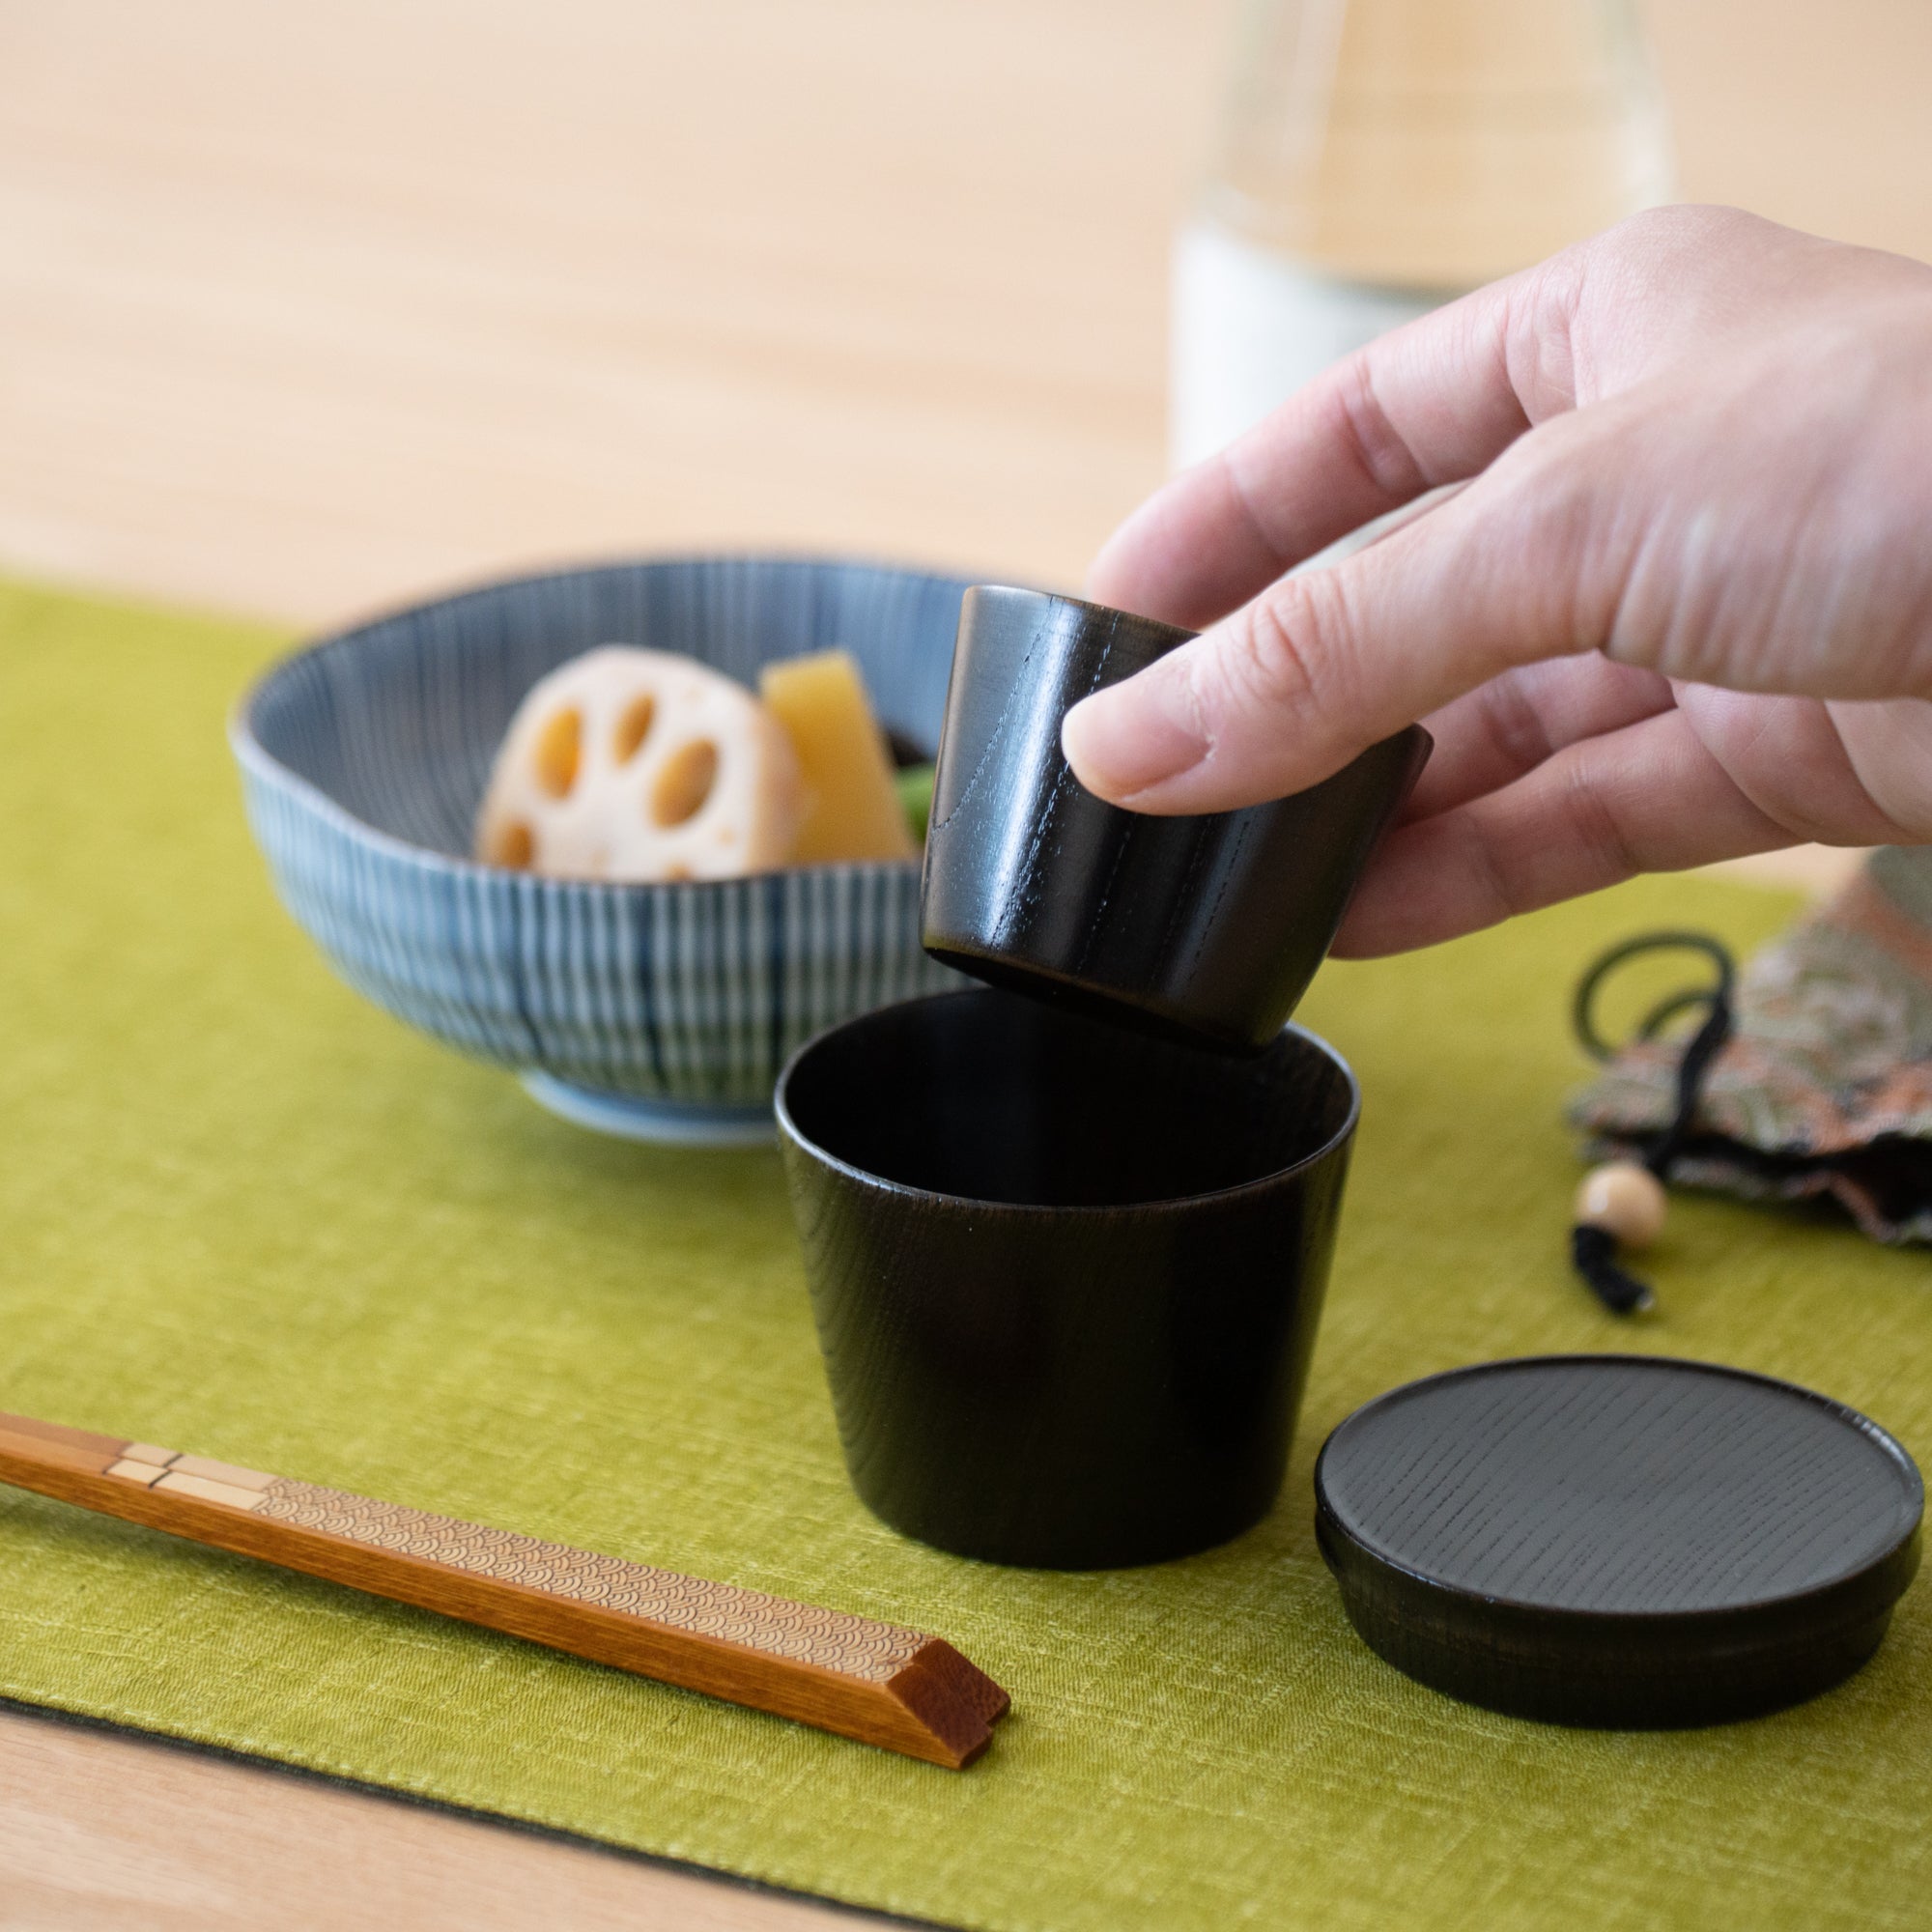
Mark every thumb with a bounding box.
[1062,427,1612,812]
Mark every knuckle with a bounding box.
[1607,202,1750,264]
[1324,360,1430,500]
[1476,673,1558,775]
[1459,816,1522,929]
[1212,582,1346,726]
[1483,423,1622,646]
[1558,759,1642,888]
[1507,257,1588,405]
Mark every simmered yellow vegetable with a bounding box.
[759,649,919,864]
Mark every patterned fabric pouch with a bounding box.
[1572,846,1932,1244]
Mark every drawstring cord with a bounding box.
[1570,931,1737,1315]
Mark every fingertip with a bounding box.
[1327,895,1408,959]
[1059,689,1130,802]
[1061,681,1208,809]
[1327,859,1413,958]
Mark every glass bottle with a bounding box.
[1172,0,1673,469]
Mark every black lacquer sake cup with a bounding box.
[775,986,1359,1569]
[922,585,1431,1052]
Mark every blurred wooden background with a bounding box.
[2,0,1930,629]
[2,1,1929,1923]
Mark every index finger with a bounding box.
[1087,266,1562,630]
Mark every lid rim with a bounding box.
[1317,1496,1922,1646]
[1313,1354,1925,1727]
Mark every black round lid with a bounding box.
[1315,1354,1923,1727]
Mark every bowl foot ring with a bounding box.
[519,1072,776,1147]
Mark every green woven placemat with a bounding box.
[4,576,1932,1930]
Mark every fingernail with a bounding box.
[1061,672,1208,804]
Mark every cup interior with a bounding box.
[779,988,1356,1208]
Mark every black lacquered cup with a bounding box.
[922,585,1430,1052]
[775,986,1359,1569]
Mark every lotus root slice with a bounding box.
[475,646,806,881]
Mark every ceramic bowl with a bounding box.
[232,554,972,1144]
[777,986,1359,1567]
[922,585,1431,1051]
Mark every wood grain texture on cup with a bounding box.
[921,585,1431,1053]
[776,988,1359,1569]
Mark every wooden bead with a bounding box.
[1575,1161,1668,1248]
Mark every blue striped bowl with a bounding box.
[231,554,974,1143]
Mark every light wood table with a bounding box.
[2,2,1928,1923]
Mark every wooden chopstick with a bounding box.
[0,1410,1008,1768]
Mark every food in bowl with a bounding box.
[230,553,974,1139]
[475,643,919,883]
[758,649,919,866]
[475,646,808,882]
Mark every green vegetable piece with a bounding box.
[895,762,936,845]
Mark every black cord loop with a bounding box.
[1568,929,1739,1314]
[1573,931,1735,1067]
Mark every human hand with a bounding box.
[1063,207,1932,954]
